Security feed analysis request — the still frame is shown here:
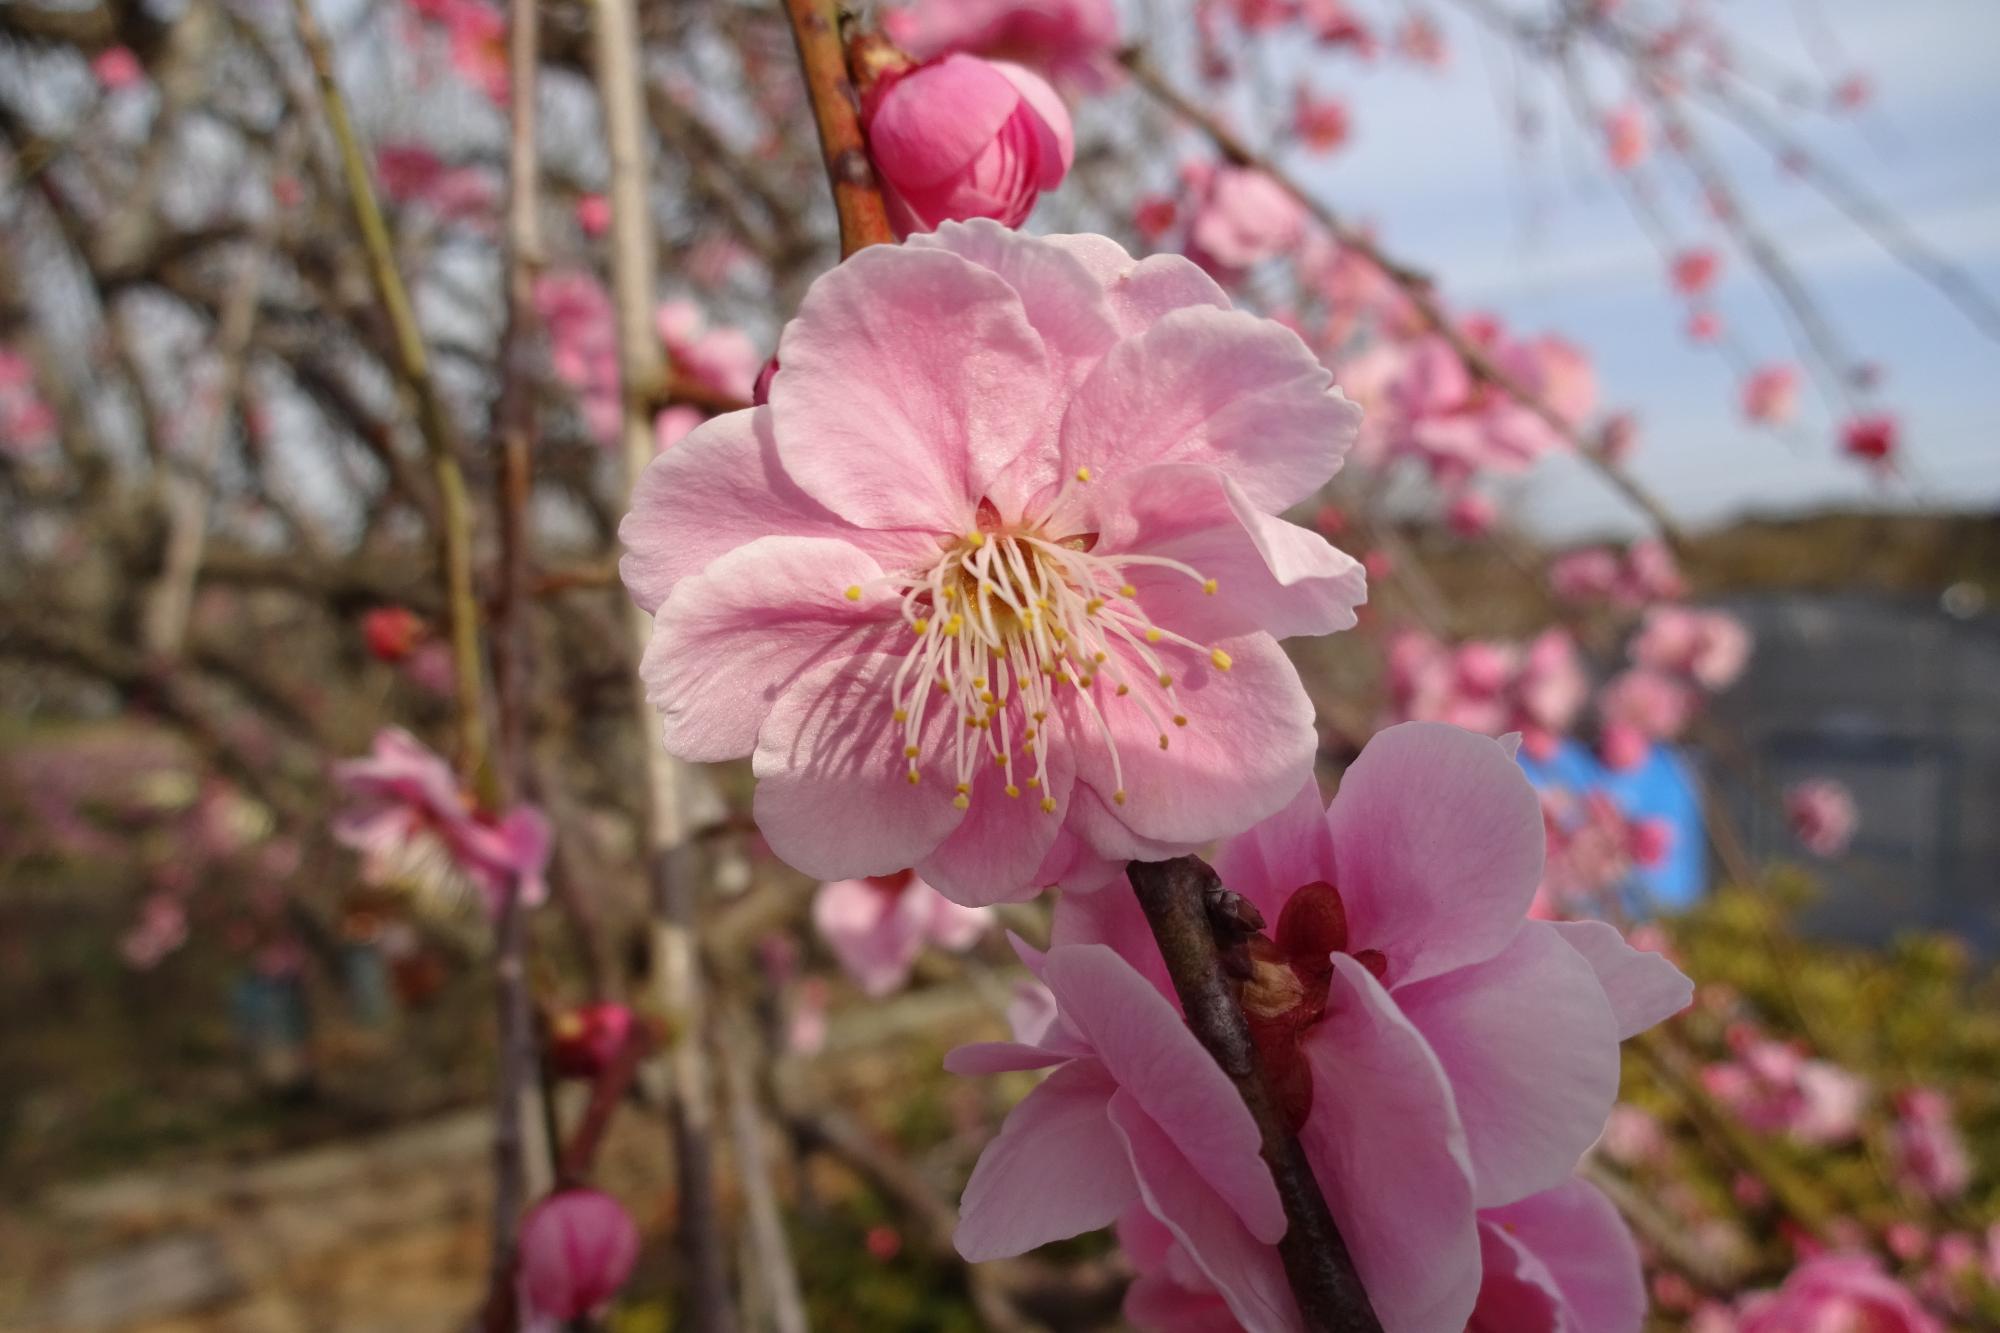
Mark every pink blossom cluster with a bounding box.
[1382,627,1587,760]
[1785,778,1858,858]
[374,144,496,227]
[332,728,552,919]
[1891,1087,1973,1202]
[813,868,991,996]
[1594,604,1752,769]
[653,300,761,448]
[404,0,507,105]
[1533,786,1674,918]
[1700,1024,1867,1146]
[1548,538,1686,608]
[884,0,1119,91]
[1693,1255,1943,1333]
[1338,316,1596,485]
[948,722,1692,1331]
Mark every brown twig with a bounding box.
[719,1010,810,1333]
[782,0,895,258]
[1125,857,1383,1333]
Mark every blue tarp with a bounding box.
[1518,739,1708,911]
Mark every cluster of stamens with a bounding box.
[842,500,1230,813]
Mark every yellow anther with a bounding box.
[1085,598,1104,615]
[1119,583,1137,597]
[980,691,995,704]
[955,782,970,794]
[1022,728,1036,742]
[1116,684,1130,696]
[1157,672,1174,687]
[1078,676,1094,689]
[943,615,963,637]
[965,531,986,548]
[906,771,921,785]
[1040,796,1057,813]
[953,794,971,810]
[1005,784,1021,798]
[893,708,908,723]
[911,618,929,634]
[993,753,1008,767]
[845,585,863,601]
[942,586,957,602]
[1075,466,1092,483]
[1173,714,1189,727]
[1033,710,1048,722]
[1094,651,1108,663]
[1145,628,1163,643]
[1202,578,1218,596]
[1112,789,1128,806]
[1210,648,1233,671]
[1158,734,1170,751]
[1026,776,1041,789]
[904,744,920,758]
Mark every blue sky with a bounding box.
[1262,0,2000,539]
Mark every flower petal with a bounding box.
[618,407,933,615]
[1480,1180,1644,1333]
[1050,876,1179,1007]
[1549,920,1694,1040]
[1056,306,1356,511]
[954,1060,1134,1260]
[1093,463,1367,641]
[1394,921,1622,1207]
[868,56,1023,188]
[752,651,966,880]
[918,716,1076,907]
[813,876,928,997]
[1327,722,1545,986]
[1042,946,1284,1242]
[1106,1090,1302,1332]
[1210,775,1334,927]
[643,536,900,763]
[771,245,1052,531]
[1068,631,1317,848]
[943,1040,1069,1075]
[1298,954,1481,1333]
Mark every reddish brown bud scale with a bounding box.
[1276,879,1350,973]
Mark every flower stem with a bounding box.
[1127,855,1384,1333]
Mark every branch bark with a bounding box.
[782,0,895,258]
[1126,856,1383,1333]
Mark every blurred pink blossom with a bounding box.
[1786,779,1858,857]
[885,0,1119,89]
[91,46,144,90]
[518,1189,640,1320]
[1630,606,1752,691]
[1291,87,1351,152]
[1742,364,1801,425]
[1605,104,1648,169]
[1185,165,1308,274]
[1892,1088,1973,1201]
[1703,1029,1867,1145]
[1734,1255,1940,1333]
[813,868,991,996]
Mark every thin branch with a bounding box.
[720,1010,811,1333]
[289,0,489,781]
[783,0,895,258]
[1125,857,1383,1333]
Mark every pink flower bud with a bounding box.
[863,54,1074,237]
[518,1189,641,1320]
[361,606,426,662]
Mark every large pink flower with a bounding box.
[1032,722,1691,1331]
[886,0,1120,90]
[332,728,550,917]
[863,55,1074,237]
[814,868,992,996]
[620,221,1366,906]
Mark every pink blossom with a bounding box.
[1395,13,1447,67]
[1186,167,1308,275]
[121,893,189,969]
[518,1189,641,1320]
[1670,247,1721,297]
[814,868,992,996]
[437,0,508,104]
[653,300,760,449]
[1386,629,1584,758]
[91,45,144,90]
[885,0,1120,90]
[1015,723,1691,1332]
[534,271,621,447]
[1734,1255,1941,1333]
[788,977,830,1055]
[361,606,426,662]
[0,347,57,458]
[1597,671,1695,765]
[1785,779,1857,857]
[1605,104,1648,170]
[862,55,1074,237]
[1133,193,1179,241]
[1687,309,1723,342]
[1630,606,1752,690]
[1842,412,1899,467]
[1596,1103,1665,1166]
[1832,72,1872,112]
[1471,1179,1646,1332]
[1549,548,1621,603]
[1742,363,1801,425]
[1301,0,1376,53]
[1291,87,1351,152]
[1446,491,1498,537]
[547,1003,638,1079]
[620,221,1366,906]
[332,729,551,917]
[1892,1088,1973,1201]
[574,193,611,236]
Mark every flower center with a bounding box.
[844,513,1228,813]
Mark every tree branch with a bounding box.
[1126,856,1383,1333]
[782,0,894,258]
